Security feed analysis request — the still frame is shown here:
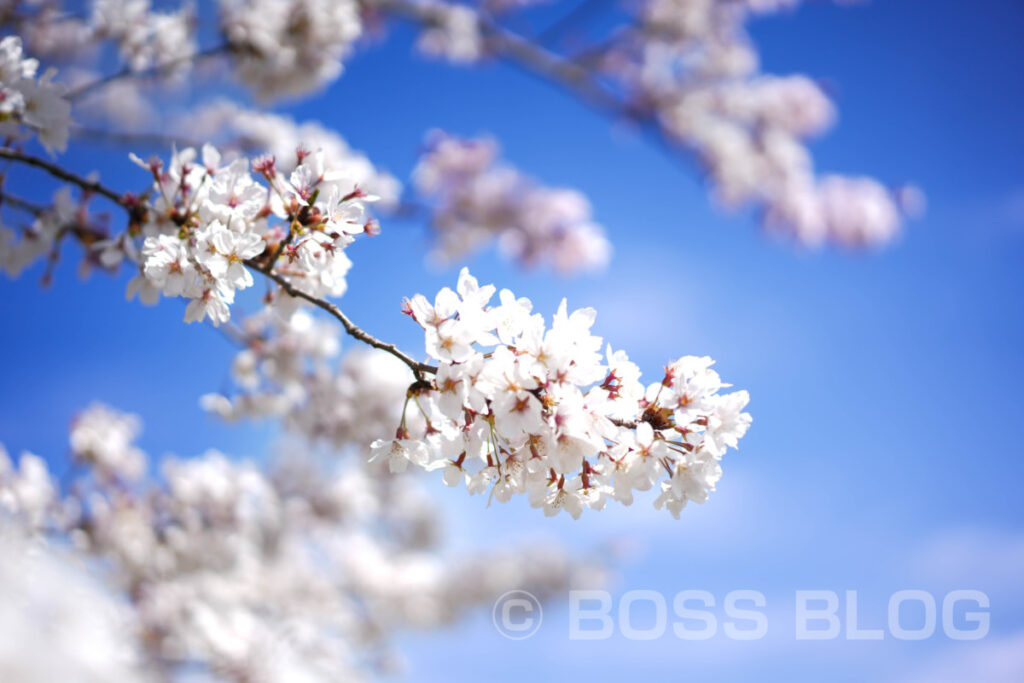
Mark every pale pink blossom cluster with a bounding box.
[414,132,612,272]
[129,143,378,325]
[219,0,363,100]
[380,268,752,518]
[183,101,403,208]
[201,306,416,449]
[0,524,147,683]
[603,0,915,246]
[0,35,70,154]
[414,1,483,63]
[90,0,196,73]
[12,0,356,101]
[0,406,602,681]
[0,186,78,278]
[70,402,147,482]
[0,446,55,530]
[17,6,94,59]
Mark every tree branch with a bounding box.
[71,125,203,150]
[0,148,434,380]
[0,147,127,205]
[67,44,230,102]
[0,188,47,215]
[378,0,619,109]
[245,259,437,380]
[532,0,610,46]
[374,0,687,163]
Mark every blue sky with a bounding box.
[2,0,1024,680]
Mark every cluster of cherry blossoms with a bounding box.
[0,524,146,682]
[0,404,601,681]
[201,305,416,450]
[0,35,70,154]
[70,401,147,481]
[183,100,402,207]
[129,143,379,325]
[414,132,612,272]
[0,186,77,279]
[91,0,196,74]
[413,1,483,63]
[598,0,918,246]
[220,0,362,100]
[374,268,751,519]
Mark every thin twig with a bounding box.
[375,0,685,160]
[67,45,230,102]
[378,0,619,109]
[0,147,127,205]
[245,259,437,380]
[71,125,203,150]
[0,189,47,215]
[533,0,610,46]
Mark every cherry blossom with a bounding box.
[0,406,602,681]
[91,0,196,74]
[414,131,612,272]
[126,143,378,325]
[0,446,56,530]
[0,185,79,278]
[400,268,752,519]
[220,0,362,100]
[201,306,418,450]
[0,524,147,682]
[69,403,146,482]
[598,0,918,246]
[184,101,403,209]
[0,35,70,154]
[415,2,483,63]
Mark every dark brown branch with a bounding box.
[245,259,437,380]
[0,147,127,205]
[0,189,47,215]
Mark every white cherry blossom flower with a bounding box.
[394,269,751,518]
[369,438,431,474]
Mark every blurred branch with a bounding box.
[375,0,686,160]
[0,188,47,215]
[0,147,127,205]
[67,44,230,102]
[533,0,610,46]
[71,125,203,150]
